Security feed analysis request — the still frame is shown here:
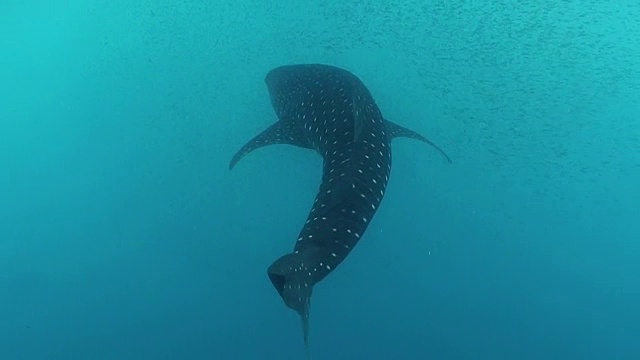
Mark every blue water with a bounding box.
[1,2,639,359]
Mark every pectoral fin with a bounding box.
[229,121,313,170]
[384,119,453,164]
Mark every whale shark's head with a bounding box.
[264,64,364,122]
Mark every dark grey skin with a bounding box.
[229,64,451,354]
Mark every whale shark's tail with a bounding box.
[302,311,311,360]
[268,251,316,358]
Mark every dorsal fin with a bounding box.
[384,119,453,164]
[229,121,313,170]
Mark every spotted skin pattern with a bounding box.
[229,64,451,352]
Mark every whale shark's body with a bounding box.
[229,64,451,354]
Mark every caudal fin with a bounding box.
[268,252,315,358]
[302,313,311,359]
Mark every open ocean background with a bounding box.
[1,1,639,359]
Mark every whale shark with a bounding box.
[229,64,451,356]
